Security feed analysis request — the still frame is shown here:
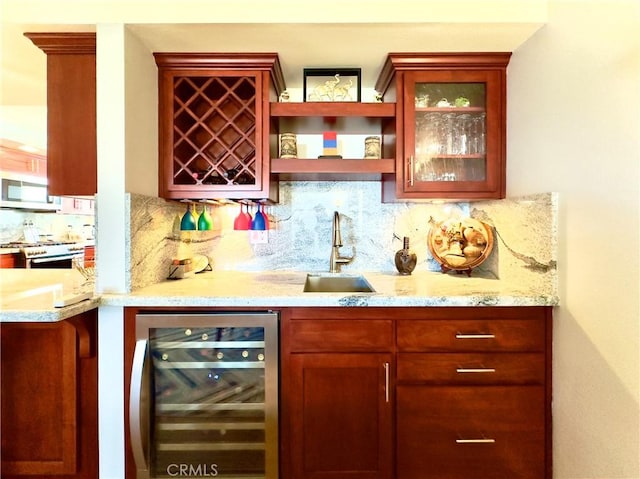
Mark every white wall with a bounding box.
[96,24,128,479]
[507,1,639,477]
[96,23,157,296]
[124,25,157,197]
[0,106,46,149]
[96,24,128,294]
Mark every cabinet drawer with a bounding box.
[397,319,545,352]
[1,252,22,268]
[397,385,545,479]
[84,245,95,267]
[397,353,545,385]
[288,320,393,352]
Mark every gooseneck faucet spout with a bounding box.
[330,211,354,273]
[332,211,342,248]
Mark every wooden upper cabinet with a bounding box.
[155,53,285,202]
[0,141,47,178]
[25,33,97,197]
[376,53,511,201]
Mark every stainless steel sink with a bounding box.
[303,274,375,293]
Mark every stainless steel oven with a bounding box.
[0,242,85,268]
[25,243,85,268]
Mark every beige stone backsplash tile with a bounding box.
[126,184,557,296]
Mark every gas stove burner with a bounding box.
[1,240,85,268]
[0,241,78,248]
[1,241,86,262]
[0,242,34,248]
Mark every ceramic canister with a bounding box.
[280,133,297,159]
[364,136,381,159]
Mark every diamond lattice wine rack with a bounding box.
[174,76,257,185]
[155,53,285,201]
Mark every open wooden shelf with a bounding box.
[415,106,485,113]
[272,158,394,173]
[270,102,395,118]
[271,158,395,181]
[270,103,396,181]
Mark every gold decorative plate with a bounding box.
[427,217,494,275]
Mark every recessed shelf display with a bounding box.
[270,102,396,181]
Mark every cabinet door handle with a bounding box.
[455,333,495,339]
[456,438,496,444]
[130,339,150,479]
[408,156,415,187]
[456,368,496,374]
[383,362,390,403]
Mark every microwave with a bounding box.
[0,172,61,211]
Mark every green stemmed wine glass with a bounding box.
[198,204,213,231]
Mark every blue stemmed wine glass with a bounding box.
[251,204,266,230]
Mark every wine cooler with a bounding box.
[130,312,279,479]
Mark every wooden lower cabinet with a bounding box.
[280,308,395,479]
[0,253,24,268]
[0,310,98,479]
[394,307,551,479]
[121,306,550,479]
[397,386,545,479]
[84,245,95,268]
[289,353,393,479]
[281,306,552,479]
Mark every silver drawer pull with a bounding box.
[456,438,496,444]
[456,368,496,374]
[455,333,495,339]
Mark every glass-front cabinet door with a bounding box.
[403,69,506,199]
[131,312,279,479]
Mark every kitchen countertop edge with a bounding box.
[1,297,101,323]
[1,270,559,322]
[100,293,558,308]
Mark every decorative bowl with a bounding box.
[427,217,494,273]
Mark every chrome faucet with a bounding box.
[330,211,354,273]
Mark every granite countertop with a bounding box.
[0,269,558,323]
[0,269,99,322]
[104,269,558,308]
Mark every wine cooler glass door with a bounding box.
[131,312,279,479]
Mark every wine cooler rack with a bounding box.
[132,312,279,479]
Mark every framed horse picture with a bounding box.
[303,68,361,102]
